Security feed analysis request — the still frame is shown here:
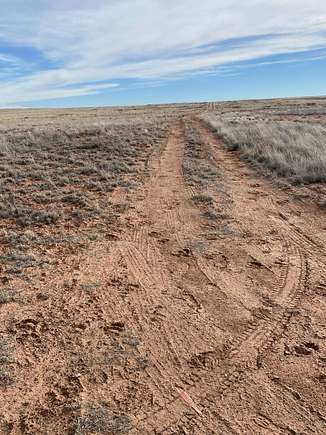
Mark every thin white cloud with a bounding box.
[0,53,20,64]
[0,0,326,104]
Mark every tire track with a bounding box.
[274,215,326,268]
[187,121,307,361]
[118,122,229,432]
[186,225,308,424]
[134,119,305,433]
[228,244,306,366]
[185,120,312,432]
[124,118,318,434]
[261,189,326,269]
[129,118,322,434]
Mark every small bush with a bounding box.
[62,192,91,208]
[0,252,38,268]
[0,289,16,305]
[0,339,15,386]
[0,340,14,364]
[75,406,131,435]
[80,283,100,294]
[0,200,61,226]
[0,370,14,386]
[192,194,214,205]
[17,209,61,226]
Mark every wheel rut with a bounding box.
[111,118,322,434]
[117,121,227,432]
[177,120,320,434]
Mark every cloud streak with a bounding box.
[0,0,326,105]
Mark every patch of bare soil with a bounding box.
[0,117,325,434]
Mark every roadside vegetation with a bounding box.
[0,119,169,285]
[202,113,326,185]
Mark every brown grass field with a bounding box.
[0,98,325,434]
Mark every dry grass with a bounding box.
[0,109,175,287]
[0,288,16,304]
[182,123,219,187]
[0,123,166,227]
[0,339,15,386]
[75,405,131,435]
[202,113,326,184]
[182,121,233,233]
[0,103,205,131]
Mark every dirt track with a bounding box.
[2,118,325,434]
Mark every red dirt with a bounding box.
[0,118,325,434]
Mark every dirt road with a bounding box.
[2,118,325,434]
[119,119,325,434]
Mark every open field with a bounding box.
[0,98,325,434]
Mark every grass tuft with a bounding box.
[75,406,131,435]
[0,339,15,386]
[192,194,214,205]
[0,289,16,305]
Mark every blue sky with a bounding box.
[0,1,325,107]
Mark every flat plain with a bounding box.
[0,98,325,434]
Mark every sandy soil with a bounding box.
[0,117,325,434]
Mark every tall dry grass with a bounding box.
[202,114,326,184]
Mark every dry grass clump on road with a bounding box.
[0,339,15,386]
[202,113,326,184]
[75,405,131,435]
[183,122,219,187]
[183,121,233,235]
